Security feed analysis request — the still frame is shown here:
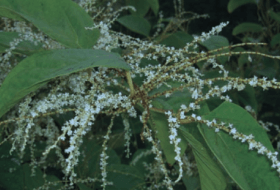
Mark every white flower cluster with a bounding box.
[141,108,174,190]
[0,18,64,84]
[165,110,183,183]
[7,67,138,185]
[258,120,280,132]
[182,154,196,177]
[2,0,280,189]
[204,119,280,175]
[122,114,132,158]
[130,149,153,166]
[100,116,115,190]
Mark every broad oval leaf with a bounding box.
[271,33,280,47]
[77,138,120,179]
[76,183,92,190]
[236,85,258,112]
[160,31,193,49]
[147,0,159,15]
[127,0,150,17]
[180,126,227,190]
[117,15,151,36]
[147,81,192,164]
[0,49,131,118]
[0,143,63,189]
[106,164,145,190]
[199,102,279,190]
[149,110,188,165]
[227,0,257,13]
[232,23,262,35]
[200,35,229,64]
[0,32,44,55]
[0,0,99,48]
[149,81,193,112]
[268,10,280,23]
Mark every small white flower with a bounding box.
[180,111,186,119]
[180,104,187,109]
[229,128,236,135]
[191,89,199,99]
[248,55,252,62]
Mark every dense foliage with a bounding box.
[0,0,280,189]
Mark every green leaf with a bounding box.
[234,47,248,68]
[106,164,145,190]
[0,49,131,119]
[232,23,262,35]
[130,149,155,174]
[200,35,229,64]
[160,31,193,49]
[149,81,193,112]
[268,10,280,23]
[133,58,159,87]
[127,0,150,17]
[0,32,44,55]
[271,33,280,47]
[77,138,120,179]
[180,126,227,190]
[199,102,279,190]
[0,142,63,190]
[0,161,44,190]
[255,56,277,78]
[182,176,200,190]
[117,15,151,36]
[237,85,258,112]
[147,0,159,15]
[0,0,99,48]
[149,110,188,165]
[227,0,257,13]
[76,183,92,190]
[44,175,63,189]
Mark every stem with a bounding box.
[126,71,135,97]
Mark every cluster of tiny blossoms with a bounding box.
[165,110,183,183]
[1,0,280,189]
[0,18,64,85]
[197,117,280,174]
[7,67,137,186]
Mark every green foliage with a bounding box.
[199,102,279,190]
[200,35,229,64]
[0,32,44,55]
[0,0,100,48]
[180,126,227,190]
[0,0,279,190]
[271,33,280,47]
[149,110,188,165]
[0,144,62,189]
[77,137,121,179]
[106,164,145,190]
[0,49,130,118]
[227,0,257,13]
[232,23,263,36]
[147,0,159,16]
[159,31,193,49]
[117,15,151,36]
[126,0,150,17]
[268,10,280,23]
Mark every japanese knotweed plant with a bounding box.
[0,0,280,189]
